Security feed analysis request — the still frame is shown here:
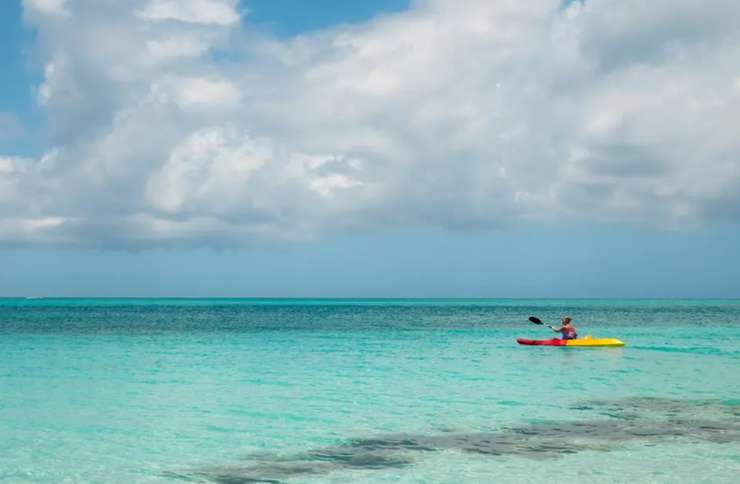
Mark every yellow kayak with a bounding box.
[517,336,625,347]
[563,337,625,347]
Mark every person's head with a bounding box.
[562,316,572,326]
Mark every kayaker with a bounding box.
[552,316,577,340]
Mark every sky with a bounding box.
[1,0,740,297]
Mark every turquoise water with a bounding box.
[1,299,739,483]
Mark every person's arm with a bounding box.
[551,326,563,333]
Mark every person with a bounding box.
[552,316,577,340]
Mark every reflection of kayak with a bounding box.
[517,337,625,347]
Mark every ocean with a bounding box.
[1,298,739,483]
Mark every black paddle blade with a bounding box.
[528,316,543,325]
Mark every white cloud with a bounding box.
[0,156,29,197]
[146,36,211,61]
[310,173,364,199]
[146,127,269,212]
[0,156,27,174]
[136,0,240,26]
[0,217,67,244]
[24,0,68,16]
[3,0,740,247]
[172,77,242,109]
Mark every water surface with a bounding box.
[1,299,739,482]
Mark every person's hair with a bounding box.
[563,316,572,324]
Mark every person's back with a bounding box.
[553,316,577,340]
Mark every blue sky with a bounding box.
[0,1,39,156]
[243,0,409,36]
[2,224,740,297]
[1,0,740,297]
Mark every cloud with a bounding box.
[25,0,68,16]
[170,77,241,110]
[136,0,240,26]
[146,127,268,213]
[4,0,740,247]
[146,35,211,61]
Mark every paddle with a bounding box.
[528,316,555,330]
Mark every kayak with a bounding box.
[517,337,624,347]
[517,337,625,347]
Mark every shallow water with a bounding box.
[1,299,739,482]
